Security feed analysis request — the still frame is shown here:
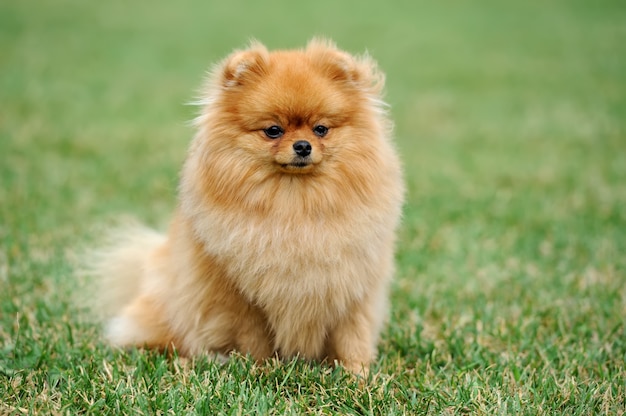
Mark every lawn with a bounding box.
[1,0,625,414]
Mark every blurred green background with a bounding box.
[1,0,625,413]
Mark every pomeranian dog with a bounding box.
[91,39,404,375]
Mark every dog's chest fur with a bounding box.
[188,203,387,352]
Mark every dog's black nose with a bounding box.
[293,140,312,157]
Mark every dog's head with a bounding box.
[183,39,396,215]
[194,39,387,176]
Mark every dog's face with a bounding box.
[201,39,386,177]
[226,60,343,175]
[184,39,392,215]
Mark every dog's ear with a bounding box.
[306,38,385,93]
[221,41,270,88]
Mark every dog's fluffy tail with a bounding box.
[80,223,166,320]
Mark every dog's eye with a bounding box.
[313,125,329,137]
[263,126,284,139]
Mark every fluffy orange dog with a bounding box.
[92,39,404,375]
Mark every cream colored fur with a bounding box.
[90,39,404,375]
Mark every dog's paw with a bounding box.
[336,359,370,379]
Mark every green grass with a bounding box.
[1,0,625,414]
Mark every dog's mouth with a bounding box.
[283,161,310,168]
[280,157,314,172]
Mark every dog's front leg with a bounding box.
[326,298,383,377]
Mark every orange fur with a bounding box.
[91,39,404,375]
